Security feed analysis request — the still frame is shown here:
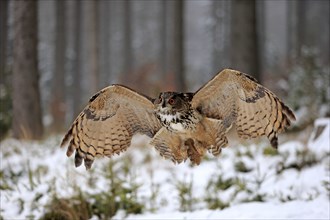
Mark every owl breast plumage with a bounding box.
[61,69,296,169]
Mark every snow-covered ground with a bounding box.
[1,118,329,219]
[125,197,330,219]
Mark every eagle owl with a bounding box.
[61,69,296,169]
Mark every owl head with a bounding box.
[154,92,194,114]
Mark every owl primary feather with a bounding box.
[61,69,296,169]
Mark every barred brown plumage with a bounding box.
[61,69,296,169]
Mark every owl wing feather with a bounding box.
[191,69,296,148]
[61,85,162,169]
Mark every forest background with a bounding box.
[0,0,329,139]
[1,0,330,219]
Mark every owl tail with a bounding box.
[211,134,228,156]
[151,128,187,164]
[202,118,229,157]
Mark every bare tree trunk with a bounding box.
[230,0,260,81]
[87,0,100,93]
[212,0,223,73]
[296,1,306,60]
[0,0,8,77]
[50,0,66,132]
[99,0,111,88]
[122,0,132,77]
[162,1,185,91]
[160,0,167,83]
[287,0,299,64]
[212,0,231,73]
[12,1,43,139]
[288,0,329,66]
[173,1,185,91]
[0,0,10,139]
[72,1,83,116]
[256,0,266,82]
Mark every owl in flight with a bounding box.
[61,69,296,169]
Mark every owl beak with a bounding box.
[161,99,166,108]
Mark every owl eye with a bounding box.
[168,98,175,105]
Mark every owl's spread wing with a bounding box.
[61,85,162,169]
[191,69,296,148]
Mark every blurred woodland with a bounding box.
[0,0,329,140]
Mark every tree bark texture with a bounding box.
[12,1,43,139]
[123,0,132,76]
[50,0,66,132]
[72,1,83,117]
[230,0,260,81]
[288,0,329,66]
[162,0,185,91]
[87,0,100,94]
[0,0,8,78]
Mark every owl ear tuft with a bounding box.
[182,93,194,101]
[89,89,105,103]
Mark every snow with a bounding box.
[125,197,329,219]
[1,118,330,219]
[308,118,330,157]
